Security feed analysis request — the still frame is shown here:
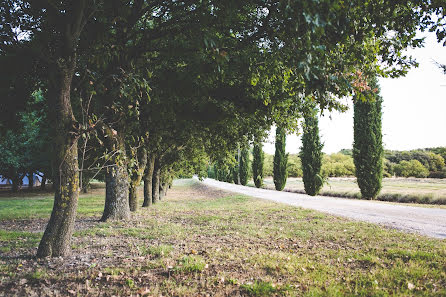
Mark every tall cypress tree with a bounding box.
[353,76,383,199]
[232,148,240,184]
[252,141,264,188]
[239,147,250,186]
[273,126,288,191]
[300,110,324,196]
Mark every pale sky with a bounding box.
[264,32,446,155]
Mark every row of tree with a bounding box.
[1,1,444,258]
[210,76,384,199]
[210,74,444,200]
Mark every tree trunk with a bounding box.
[129,183,137,211]
[41,176,47,190]
[160,182,168,198]
[152,158,160,204]
[101,163,131,221]
[128,148,147,212]
[101,129,131,221]
[159,182,165,200]
[28,173,34,189]
[142,154,155,207]
[37,69,79,258]
[11,176,20,193]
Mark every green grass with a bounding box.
[0,230,42,249]
[0,180,445,296]
[175,255,206,273]
[0,194,105,220]
[241,281,290,296]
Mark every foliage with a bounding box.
[273,127,288,191]
[239,147,250,186]
[394,160,430,178]
[0,91,51,190]
[353,76,383,199]
[322,154,356,177]
[287,155,303,177]
[386,149,445,175]
[300,111,324,196]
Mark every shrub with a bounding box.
[287,154,303,177]
[394,160,429,178]
[321,153,355,177]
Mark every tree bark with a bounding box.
[128,148,147,212]
[101,129,131,221]
[142,153,155,207]
[152,158,160,204]
[28,173,34,189]
[37,69,80,258]
[101,163,131,221]
[160,182,168,199]
[36,0,90,258]
[11,175,20,193]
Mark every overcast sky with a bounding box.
[264,32,446,155]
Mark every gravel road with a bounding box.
[199,178,446,239]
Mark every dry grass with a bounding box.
[249,177,446,206]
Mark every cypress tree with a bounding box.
[232,150,240,184]
[353,76,383,199]
[252,141,264,188]
[300,110,324,196]
[239,147,250,186]
[273,126,288,191]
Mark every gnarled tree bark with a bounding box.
[100,129,131,221]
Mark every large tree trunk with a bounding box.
[101,130,131,221]
[128,148,147,212]
[152,158,160,204]
[36,0,90,258]
[101,163,131,221]
[37,69,79,258]
[142,154,155,207]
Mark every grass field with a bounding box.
[247,177,446,205]
[1,179,445,296]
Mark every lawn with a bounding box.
[0,179,445,296]
[248,177,446,205]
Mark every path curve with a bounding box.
[199,178,446,239]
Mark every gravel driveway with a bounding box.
[199,178,446,239]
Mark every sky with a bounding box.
[264,32,446,155]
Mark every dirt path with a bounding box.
[200,178,446,239]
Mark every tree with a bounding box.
[353,76,384,200]
[239,147,250,186]
[2,0,441,258]
[300,110,324,196]
[252,142,264,188]
[273,127,288,191]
